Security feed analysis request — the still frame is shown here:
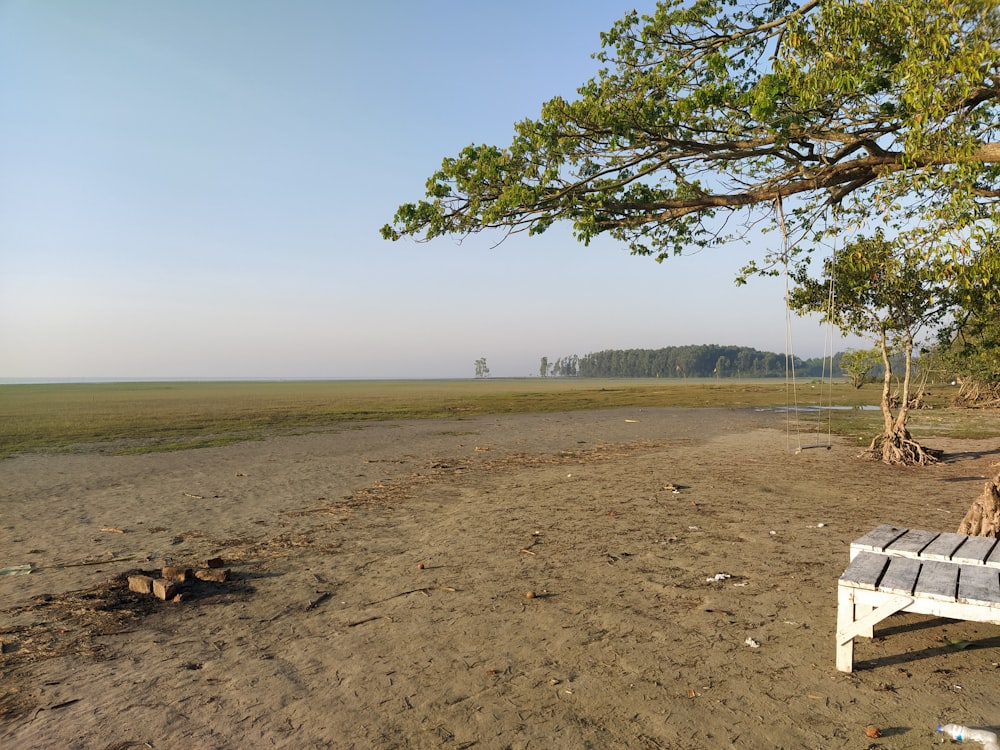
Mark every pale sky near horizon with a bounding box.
[0,1,865,380]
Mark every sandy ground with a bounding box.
[2,406,1000,749]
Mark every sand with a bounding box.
[2,406,1000,749]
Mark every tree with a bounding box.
[383,0,999,461]
[539,356,550,377]
[383,0,999,276]
[474,357,490,378]
[933,249,1000,405]
[839,348,882,389]
[789,232,953,464]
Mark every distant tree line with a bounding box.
[538,345,848,379]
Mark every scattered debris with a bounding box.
[30,698,81,721]
[305,592,332,611]
[745,637,761,648]
[363,586,456,607]
[347,615,391,628]
[128,563,231,601]
[0,564,33,576]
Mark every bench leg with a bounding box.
[836,585,857,672]
[836,585,914,672]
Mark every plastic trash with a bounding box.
[938,724,1000,749]
[0,564,32,576]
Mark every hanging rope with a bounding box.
[777,197,802,453]
[821,220,838,448]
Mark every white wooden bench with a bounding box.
[837,525,1000,672]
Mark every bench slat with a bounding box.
[851,524,907,553]
[840,552,889,589]
[921,532,968,562]
[914,560,959,600]
[986,541,1000,569]
[952,535,998,566]
[958,566,1000,606]
[885,528,939,557]
[879,556,921,595]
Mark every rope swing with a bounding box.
[820,221,837,449]
[777,197,803,453]
[779,199,838,454]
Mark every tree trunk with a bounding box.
[865,425,942,465]
[957,474,1000,537]
[866,334,941,465]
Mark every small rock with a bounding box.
[152,578,178,601]
[195,568,230,583]
[162,566,193,581]
[128,575,154,594]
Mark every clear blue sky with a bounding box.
[0,1,862,380]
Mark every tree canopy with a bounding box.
[383,0,999,278]
[789,231,955,462]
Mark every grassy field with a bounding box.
[0,378,991,458]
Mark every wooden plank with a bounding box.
[958,565,1000,607]
[878,556,921,596]
[951,535,998,565]
[851,525,907,554]
[921,532,968,562]
[913,560,959,601]
[986,541,1000,569]
[839,552,889,590]
[884,528,938,558]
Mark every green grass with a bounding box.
[0,378,988,458]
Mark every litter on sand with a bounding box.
[0,564,33,576]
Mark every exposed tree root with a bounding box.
[957,474,1000,537]
[954,381,1000,408]
[888,390,929,410]
[864,430,943,466]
